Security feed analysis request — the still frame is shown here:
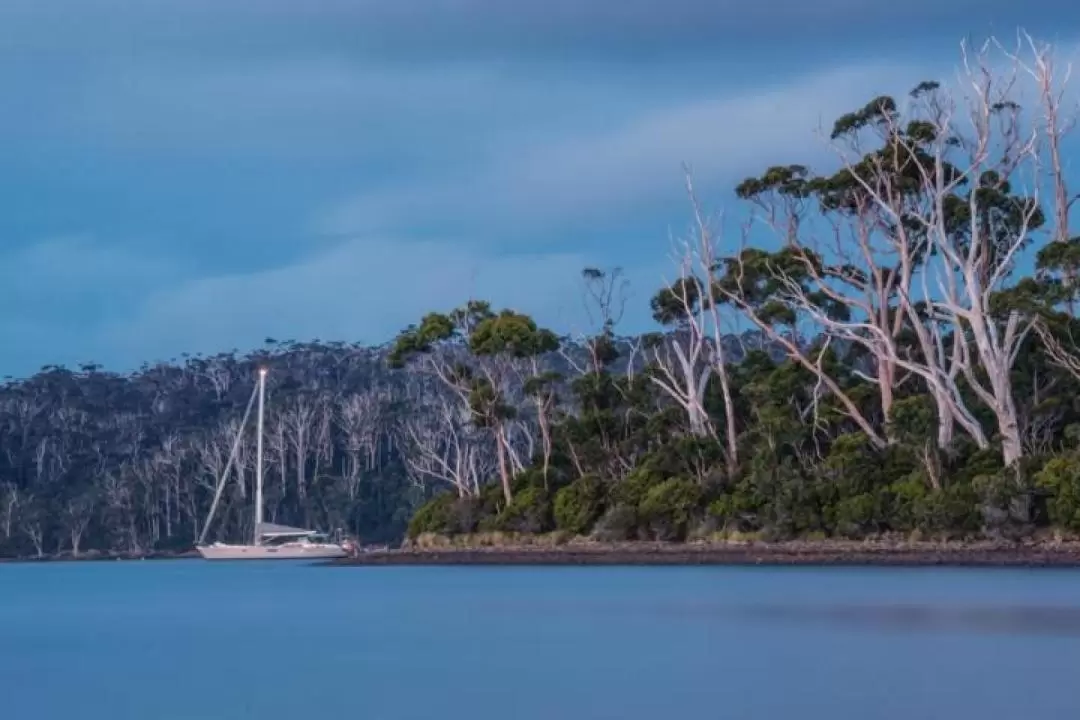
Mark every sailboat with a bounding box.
[195,367,350,560]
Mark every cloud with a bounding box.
[0,236,182,324]
[322,35,1080,244]
[61,61,525,161]
[0,237,184,374]
[1,236,173,287]
[319,60,932,241]
[91,236,594,369]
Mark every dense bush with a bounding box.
[494,486,553,534]
[1035,456,1080,532]
[639,478,701,541]
[407,493,481,538]
[409,437,1077,544]
[553,475,604,535]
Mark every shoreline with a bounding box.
[325,541,1080,568]
[0,550,199,564]
[5,541,1080,567]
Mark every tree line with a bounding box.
[0,341,441,557]
[5,36,1080,558]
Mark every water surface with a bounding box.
[1,561,1078,719]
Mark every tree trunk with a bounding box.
[922,441,942,491]
[536,397,553,489]
[716,368,739,477]
[495,424,513,505]
[997,394,1024,467]
[27,526,44,558]
[878,359,895,431]
[936,402,956,450]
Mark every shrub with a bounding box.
[611,465,665,508]
[833,492,880,539]
[973,470,1036,538]
[706,481,760,532]
[1034,455,1080,532]
[553,475,604,535]
[639,477,702,541]
[406,493,480,538]
[888,474,930,532]
[408,494,451,538]
[495,486,553,534]
[591,505,640,542]
[511,468,550,494]
[918,485,981,537]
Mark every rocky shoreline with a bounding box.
[325,540,1080,568]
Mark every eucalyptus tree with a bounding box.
[390,302,560,504]
[649,175,741,476]
[722,39,1075,467]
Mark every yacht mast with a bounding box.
[254,367,266,546]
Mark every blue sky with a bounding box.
[0,0,1077,377]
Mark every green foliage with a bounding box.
[407,494,480,538]
[495,486,554,534]
[913,485,982,536]
[407,494,456,538]
[470,311,559,358]
[553,475,605,535]
[592,505,640,542]
[1035,456,1080,532]
[832,493,882,539]
[639,478,702,541]
[611,465,666,509]
[887,396,937,443]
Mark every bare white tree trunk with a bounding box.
[649,323,714,438]
[684,173,741,474]
[915,39,1064,466]
[0,482,18,541]
[194,424,236,540]
[20,506,45,558]
[403,397,490,498]
[339,393,381,502]
[283,396,319,510]
[266,414,290,520]
[64,493,96,557]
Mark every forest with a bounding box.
[5,38,1080,558]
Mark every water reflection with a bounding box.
[737,603,1080,636]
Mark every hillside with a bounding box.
[0,332,731,557]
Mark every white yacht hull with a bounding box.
[196,542,349,560]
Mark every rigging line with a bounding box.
[196,378,260,546]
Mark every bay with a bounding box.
[1,561,1078,719]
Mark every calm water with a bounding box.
[1,561,1079,719]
